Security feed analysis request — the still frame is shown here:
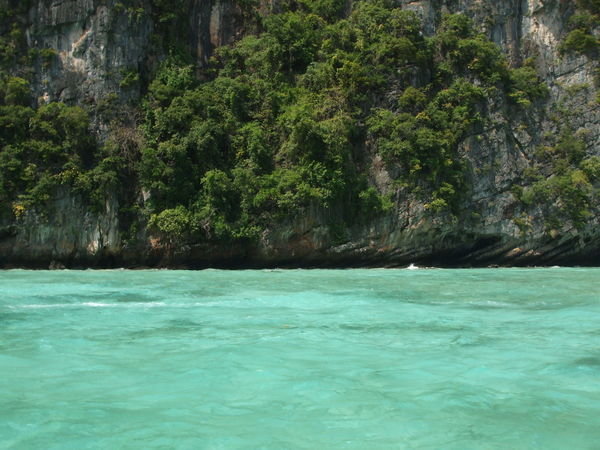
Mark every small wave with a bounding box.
[84,301,169,308]
[477,300,513,308]
[403,263,440,270]
[7,301,234,310]
[12,303,72,309]
[10,302,166,309]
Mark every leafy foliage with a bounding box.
[559,3,599,56]
[134,7,552,242]
[518,130,597,230]
[0,77,120,216]
[0,1,556,245]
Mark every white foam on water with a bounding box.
[10,302,166,309]
[7,301,234,310]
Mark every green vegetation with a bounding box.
[120,68,140,88]
[0,76,120,216]
[136,6,549,241]
[559,0,599,56]
[516,130,597,230]
[1,1,555,245]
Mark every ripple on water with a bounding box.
[0,268,599,448]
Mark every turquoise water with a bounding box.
[1,268,599,449]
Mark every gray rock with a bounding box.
[1,0,598,267]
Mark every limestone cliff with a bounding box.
[0,0,598,267]
[18,0,248,113]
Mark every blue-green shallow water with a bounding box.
[1,269,599,449]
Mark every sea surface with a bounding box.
[1,268,599,449]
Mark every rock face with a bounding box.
[1,0,598,268]
[0,189,120,267]
[23,0,247,110]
